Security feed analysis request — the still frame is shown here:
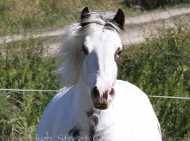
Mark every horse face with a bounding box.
[81,30,122,110]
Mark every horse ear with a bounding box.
[81,7,90,20]
[113,9,125,30]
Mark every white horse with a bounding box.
[36,7,162,141]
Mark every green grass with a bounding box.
[119,24,190,141]
[0,24,190,140]
[0,38,58,140]
[0,0,136,36]
[1,0,190,36]
[1,1,190,140]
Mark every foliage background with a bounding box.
[125,0,190,9]
[0,0,190,140]
[119,25,190,140]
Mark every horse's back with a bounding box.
[113,80,162,141]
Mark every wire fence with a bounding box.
[0,88,190,100]
[0,88,57,92]
[0,89,189,139]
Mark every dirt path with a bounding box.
[0,8,190,53]
[125,8,190,24]
[122,8,190,45]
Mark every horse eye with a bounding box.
[81,45,89,55]
[116,47,122,56]
[117,50,122,56]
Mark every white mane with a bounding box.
[57,11,123,87]
[37,8,162,141]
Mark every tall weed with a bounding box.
[0,0,132,35]
[119,24,190,140]
[1,16,190,141]
[0,38,58,140]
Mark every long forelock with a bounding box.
[81,11,123,34]
[57,11,122,87]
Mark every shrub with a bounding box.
[125,0,190,9]
[1,18,190,141]
[0,38,58,140]
[118,24,190,140]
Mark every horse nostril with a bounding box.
[103,88,114,100]
[92,86,100,99]
[107,87,115,101]
[110,87,115,96]
[91,86,115,109]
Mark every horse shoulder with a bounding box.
[115,79,157,118]
[115,80,151,103]
[114,80,162,141]
[36,87,76,139]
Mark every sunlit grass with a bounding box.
[0,23,189,141]
[119,24,190,141]
[1,0,190,140]
[0,38,58,140]
[0,0,189,36]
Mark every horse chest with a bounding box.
[68,124,108,141]
[68,108,112,141]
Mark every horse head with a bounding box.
[80,7,125,110]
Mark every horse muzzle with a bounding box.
[91,86,115,110]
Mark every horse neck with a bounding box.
[73,73,93,113]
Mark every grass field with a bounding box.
[0,37,58,140]
[119,24,190,141]
[1,24,190,141]
[1,0,189,36]
[0,0,136,36]
[0,0,190,140]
